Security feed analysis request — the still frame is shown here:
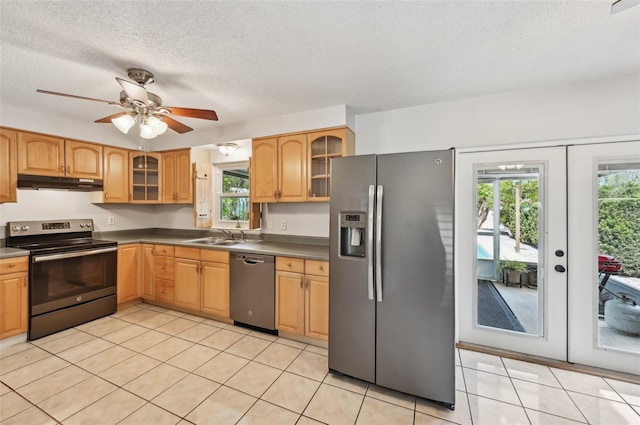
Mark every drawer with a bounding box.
[276,257,304,273]
[154,244,174,257]
[155,278,175,304]
[155,256,174,280]
[305,260,329,277]
[175,246,200,260]
[201,249,229,263]
[0,257,28,274]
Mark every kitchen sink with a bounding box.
[182,237,242,245]
[182,237,259,245]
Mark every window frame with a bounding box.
[212,161,250,229]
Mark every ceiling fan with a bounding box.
[37,68,218,139]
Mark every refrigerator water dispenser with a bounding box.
[339,212,365,258]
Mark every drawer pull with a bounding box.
[8,263,16,268]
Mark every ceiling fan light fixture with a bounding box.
[112,113,136,134]
[140,122,157,139]
[611,0,640,14]
[147,115,168,135]
[217,142,239,156]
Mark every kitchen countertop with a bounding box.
[96,230,329,261]
[0,230,330,261]
[0,247,30,259]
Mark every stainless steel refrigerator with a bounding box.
[329,150,455,409]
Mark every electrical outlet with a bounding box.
[280,219,287,230]
[107,216,115,225]
[267,220,273,229]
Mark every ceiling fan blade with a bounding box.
[37,89,118,105]
[164,116,193,134]
[163,106,218,121]
[94,112,129,123]
[116,77,148,106]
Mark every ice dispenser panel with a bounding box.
[339,211,365,259]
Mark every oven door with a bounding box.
[31,246,118,316]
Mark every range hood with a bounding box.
[17,174,103,191]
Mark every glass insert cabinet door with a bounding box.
[457,146,568,362]
[130,152,161,203]
[568,141,640,375]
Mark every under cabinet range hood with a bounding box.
[17,174,103,191]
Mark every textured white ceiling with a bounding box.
[1,1,639,138]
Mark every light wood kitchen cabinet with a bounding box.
[174,247,201,310]
[117,244,141,304]
[307,127,355,201]
[141,244,155,301]
[97,146,129,203]
[0,128,18,203]
[173,248,230,318]
[200,250,230,318]
[154,244,175,304]
[0,256,28,339]
[304,260,329,340]
[162,149,192,204]
[251,135,307,203]
[130,152,162,203]
[17,132,103,179]
[275,257,329,340]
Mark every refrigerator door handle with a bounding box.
[367,184,375,301]
[375,184,383,302]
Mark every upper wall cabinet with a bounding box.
[130,152,162,203]
[17,132,103,179]
[251,134,308,203]
[307,127,355,201]
[0,128,18,203]
[100,146,129,203]
[162,149,193,204]
[251,126,354,204]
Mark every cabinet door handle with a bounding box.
[308,189,311,197]
[66,165,71,174]
[59,165,64,173]
[105,192,108,200]
[300,277,303,288]
[23,275,27,287]
[274,191,277,199]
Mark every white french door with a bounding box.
[457,147,568,361]
[567,141,640,375]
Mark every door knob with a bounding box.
[555,265,566,273]
[555,250,565,257]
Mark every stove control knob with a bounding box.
[21,226,29,231]
[12,226,21,231]
[85,222,92,228]
[80,223,85,228]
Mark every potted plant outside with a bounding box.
[498,260,528,286]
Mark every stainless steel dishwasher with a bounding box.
[229,252,276,331]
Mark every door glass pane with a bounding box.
[597,162,640,352]
[475,164,542,335]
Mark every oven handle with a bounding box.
[32,247,117,263]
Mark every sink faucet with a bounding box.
[239,230,246,241]
[216,228,233,238]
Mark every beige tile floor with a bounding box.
[1,303,639,425]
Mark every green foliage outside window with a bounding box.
[220,168,249,223]
[598,170,640,277]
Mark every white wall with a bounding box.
[261,203,329,238]
[0,190,158,238]
[5,76,639,239]
[355,75,640,154]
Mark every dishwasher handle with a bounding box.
[231,253,270,265]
